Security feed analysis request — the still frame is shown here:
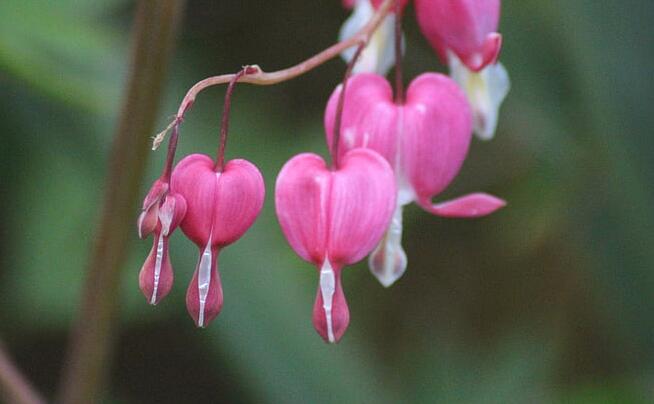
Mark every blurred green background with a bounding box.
[1,0,653,402]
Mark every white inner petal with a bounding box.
[158,198,175,236]
[150,234,165,304]
[369,204,408,287]
[319,259,336,343]
[339,0,402,76]
[197,235,213,328]
[449,51,510,140]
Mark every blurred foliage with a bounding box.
[1,0,653,403]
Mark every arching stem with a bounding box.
[215,66,258,172]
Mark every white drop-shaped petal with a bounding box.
[339,0,402,76]
[319,259,336,343]
[449,51,510,140]
[150,234,165,304]
[197,235,213,328]
[368,204,407,287]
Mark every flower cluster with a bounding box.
[138,0,509,343]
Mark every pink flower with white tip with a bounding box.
[138,192,187,305]
[415,0,510,140]
[325,72,506,287]
[171,154,265,327]
[275,149,396,343]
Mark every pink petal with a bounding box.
[137,178,168,239]
[275,153,331,264]
[186,244,223,328]
[324,73,398,165]
[402,73,473,202]
[415,0,502,71]
[421,193,506,218]
[328,148,397,265]
[275,149,396,266]
[139,232,174,305]
[171,154,265,248]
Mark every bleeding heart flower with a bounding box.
[339,0,404,76]
[325,72,505,287]
[171,154,265,327]
[275,149,396,343]
[138,193,187,305]
[414,0,509,139]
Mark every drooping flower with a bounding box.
[138,192,187,305]
[414,0,510,139]
[171,154,265,327]
[325,72,505,287]
[275,149,396,343]
[339,0,404,76]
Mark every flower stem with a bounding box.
[215,66,258,172]
[152,0,397,149]
[0,340,45,404]
[57,1,185,403]
[331,43,367,169]
[394,0,404,103]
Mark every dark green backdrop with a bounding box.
[1,0,653,402]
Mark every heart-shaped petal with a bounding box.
[325,72,476,207]
[171,154,265,248]
[275,148,396,267]
[275,148,395,342]
[402,73,473,203]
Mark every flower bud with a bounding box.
[138,193,187,305]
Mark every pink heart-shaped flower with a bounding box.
[171,154,265,327]
[325,72,505,287]
[275,148,396,342]
[326,72,505,216]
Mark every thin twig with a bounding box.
[0,340,45,404]
[152,0,397,149]
[57,1,186,403]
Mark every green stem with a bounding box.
[57,1,185,403]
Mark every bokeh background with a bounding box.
[1,0,653,402]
